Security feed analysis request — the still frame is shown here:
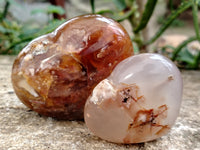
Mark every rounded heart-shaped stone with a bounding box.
[11,14,133,120]
[84,53,182,143]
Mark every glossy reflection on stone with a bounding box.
[11,14,133,120]
[84,53,182,143]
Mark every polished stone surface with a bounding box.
[85,54,183,143]
[0,55,199,150]
[11,15,133,120]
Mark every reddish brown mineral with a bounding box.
[11,14,133,120]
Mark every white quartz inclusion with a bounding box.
[84,53,183,143]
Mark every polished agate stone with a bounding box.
[84,53,182,143]
[11,14,133,120]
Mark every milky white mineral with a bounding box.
[84,53,183,143]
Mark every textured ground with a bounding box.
[0,55,199,150]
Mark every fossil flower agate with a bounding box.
[84,53,182,143]
[11,15,133,120]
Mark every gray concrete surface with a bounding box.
[0,55,199,150]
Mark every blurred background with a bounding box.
[0,0,200,69]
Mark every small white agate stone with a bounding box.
[84,53,183,143]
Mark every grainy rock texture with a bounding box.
[0,55,199,150]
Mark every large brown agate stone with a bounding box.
[11,14,133,120]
